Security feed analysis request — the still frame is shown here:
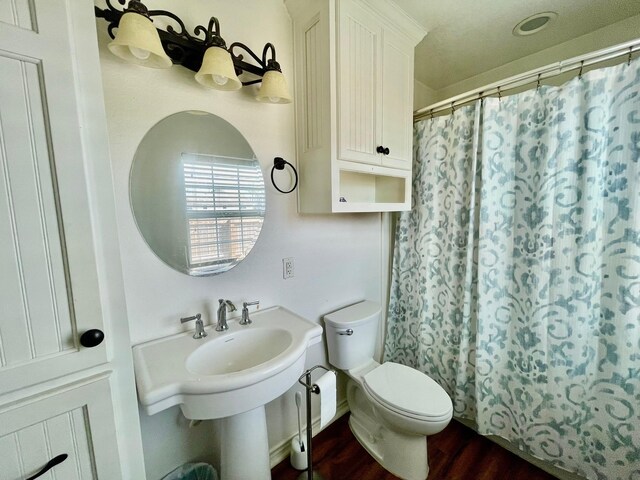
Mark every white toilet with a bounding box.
[324,301,453,480]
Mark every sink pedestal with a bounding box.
[220,406,270,480]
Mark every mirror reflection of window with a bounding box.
[181,153,266,274]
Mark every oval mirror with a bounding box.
[130,111,265,276]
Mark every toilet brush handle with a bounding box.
[295,391,304,451]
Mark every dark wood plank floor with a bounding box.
[272,414,557,480]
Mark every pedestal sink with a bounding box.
[132,306,323,479]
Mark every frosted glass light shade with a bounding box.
[195,47,242,91]
[108,12,172,69]
[256,70,292,104]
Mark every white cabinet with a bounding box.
[337,0,414,171]
[379,27,414,170]
[286,0,426,213]
[336,0,381,167]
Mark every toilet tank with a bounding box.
[324,301,381,370]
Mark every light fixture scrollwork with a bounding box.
[95,0,292,104]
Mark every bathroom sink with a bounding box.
[133,306,322,419]
[186,328,293,376]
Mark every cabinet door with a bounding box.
[0,0,108,394]
[380,27,414,170]
[337,0,382,165]
[0,378,122,480]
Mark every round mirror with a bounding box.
[130,111,265,276]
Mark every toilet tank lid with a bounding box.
[324,301,381,327]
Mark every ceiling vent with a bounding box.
[513,12,558,36]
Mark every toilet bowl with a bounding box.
[324,301,453,480]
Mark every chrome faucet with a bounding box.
[216,299,236,331]
[181,313,207,339]
[240,300,260,325]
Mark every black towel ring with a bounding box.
[271,157,298,194]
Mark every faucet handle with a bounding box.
[180,313,201,324]
[240,301,259,326]
[180,313,207,339]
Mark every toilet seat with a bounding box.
[363,362,452,421]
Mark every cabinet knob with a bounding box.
[376,146,390,155]
[80,329,104,348]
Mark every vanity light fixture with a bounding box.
[95,0,292,104]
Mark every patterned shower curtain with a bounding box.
[385,59,640,479]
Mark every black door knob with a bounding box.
[383,147,390,155]
[376,146,390,155]
[80,329,104,348]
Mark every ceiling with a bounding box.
[393,0,640,91]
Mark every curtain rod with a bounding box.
[414,38,640,122]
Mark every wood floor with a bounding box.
[272,414,557,480]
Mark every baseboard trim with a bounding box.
[269,400,350,468]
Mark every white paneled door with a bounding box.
[0,0,126,478]
[0,1,107,393]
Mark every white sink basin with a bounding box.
[186,328,293,376]
[133,306,322,419]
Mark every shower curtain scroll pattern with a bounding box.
[385,59,640,480]
[386,103,482,421]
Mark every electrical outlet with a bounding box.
[283,257,294,279]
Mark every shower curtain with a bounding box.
[385,58,640,480]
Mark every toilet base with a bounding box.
[346,379,429,480]
[348,413,428,480]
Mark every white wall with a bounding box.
[97,1,384,478]
[413,79,436,110]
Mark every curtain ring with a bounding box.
[497,86,502,101]
[536,73,542,91]
[429,109,434,120]
[451,101,455,113]
[628,46,633,66]
[271,157,298,194]
[578,60,584,79]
